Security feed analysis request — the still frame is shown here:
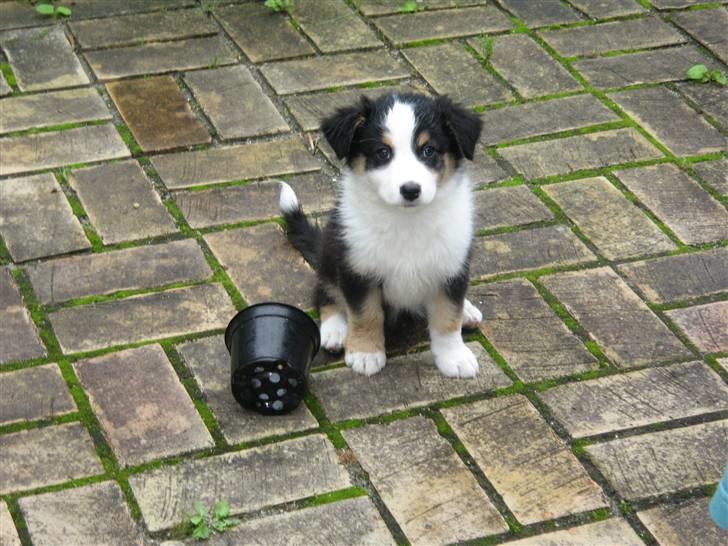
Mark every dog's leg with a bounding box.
[428,290,479,378]
[343,285,386,376]
[320,304,347,353]
[462,298,483,329]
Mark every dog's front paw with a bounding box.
[433,341,479,378]
[321,314,347,353]
[462,299,483,329]
[345,351,386,376]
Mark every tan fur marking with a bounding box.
[417,131,430,147]
[382,133,394,148]
[350,155,366,175]
[429,289,464,335]
[320,304,341,324]
[437,152,457,186]
[346,288,385,354]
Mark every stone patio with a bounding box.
[0,0,727,544]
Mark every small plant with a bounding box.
[35,3,72,17]
[687,64,727,86]
[399,0,419,13]
[264,0,293,13]
[188,500,239,540]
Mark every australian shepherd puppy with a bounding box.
[278,93,484,378]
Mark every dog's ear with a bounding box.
[436,96,483,160]
[321,96,372,160]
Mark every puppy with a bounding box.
[279,93,483,378]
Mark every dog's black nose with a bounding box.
[400,182,421,202]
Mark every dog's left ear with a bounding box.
[436,96,483,160]
[321,96,372,160]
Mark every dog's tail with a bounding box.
[279,182,321,269]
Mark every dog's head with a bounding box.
[321,93,482,207]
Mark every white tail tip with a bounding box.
[279,181,300,214]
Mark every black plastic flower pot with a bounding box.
[225,303,320,416]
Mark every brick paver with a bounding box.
[2,2,727,544]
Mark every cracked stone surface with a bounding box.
[2,2,727,543]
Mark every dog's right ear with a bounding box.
[321,96,371,160]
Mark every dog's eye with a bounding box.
[422,145,436,158]
[375,146,391,161]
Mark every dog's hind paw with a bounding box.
[321,314,347,353]
[345,351,386,376]
[462,299,482,329]
[433,340,479,378]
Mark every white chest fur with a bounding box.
[340,173,474,312]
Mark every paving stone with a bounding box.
[75,344,213,466]
[292,0,381,53]
[85,36,238,80]
[206,497,394,546]
[0,88,111,134]
[500,0,581,26]
[693,159,728,195]
[540,17,686,57]
[151,137,320,189]
[471,225,596,279]
[129,434,351,532]
[506,519,643,546]
[542,267,691,367]
[285,83,423,132]
[486,34,581,99]
[469,279,597,382]
[543,177,676,260]
[614,164,728,244]
[68,160,177,244]
[610,87,726,156]
[469,146,509,185]
[374,6,512,45]
[638,497,726,546]
[0,27,88,91]
[26,239,211,305]
[618,247,728,304]
[184,65,288,140]
[403,43,512,107]
[70,8,217,49]
[652,0,723,6]
[677,82,728,130]
[499,128,663,179]
[353,0,485,16]
[0,502,20,546]
[541,361,728,438]
[343,417,507,544]
[0,423,102,494]
[673,8,728,63]
[0,123,130,177]
[0,173,90,261]
[479,95,618,145]
[107,76,210,152]
[568,0,646,17]
[215,4,314,63]
[0,2,53,31]
[175,173,335,228]
[312,343,510,421]
[443,396,606,524]
[261,51,409,95]
[205,224,315,310]
[0,364,76,426]
[177,336,318,444]
[0,267,46,364]
[62,0,195,19]
[473,186,553,231]
[50,283,235,354]
[19,481,146,546]
[0,72,10,96]
[586,420,728,500]
[574,45,718,88]
[667,301,728,354]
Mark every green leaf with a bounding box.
[264,0,282,12]
[687,64,709,81]
[56,6,72,16]
[189,515,203,525]
[399,0,418,13]
[211,519,227,532]
[192,522,210,540]
[223,517,240,528]
[35,4,55,15]
[214,500,230,519]
[194,501,209,518]
[710,70,727,86]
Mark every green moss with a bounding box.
[10,269,60,360]
[495,121,628,149]
[0,63,17,88]
[590,508,611,522]
[0,412,80,436]
[55,169,104,252]
[300,486,368,507]
[115,124,143,155]
[5,120,108,139]
[572,439,592,457]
